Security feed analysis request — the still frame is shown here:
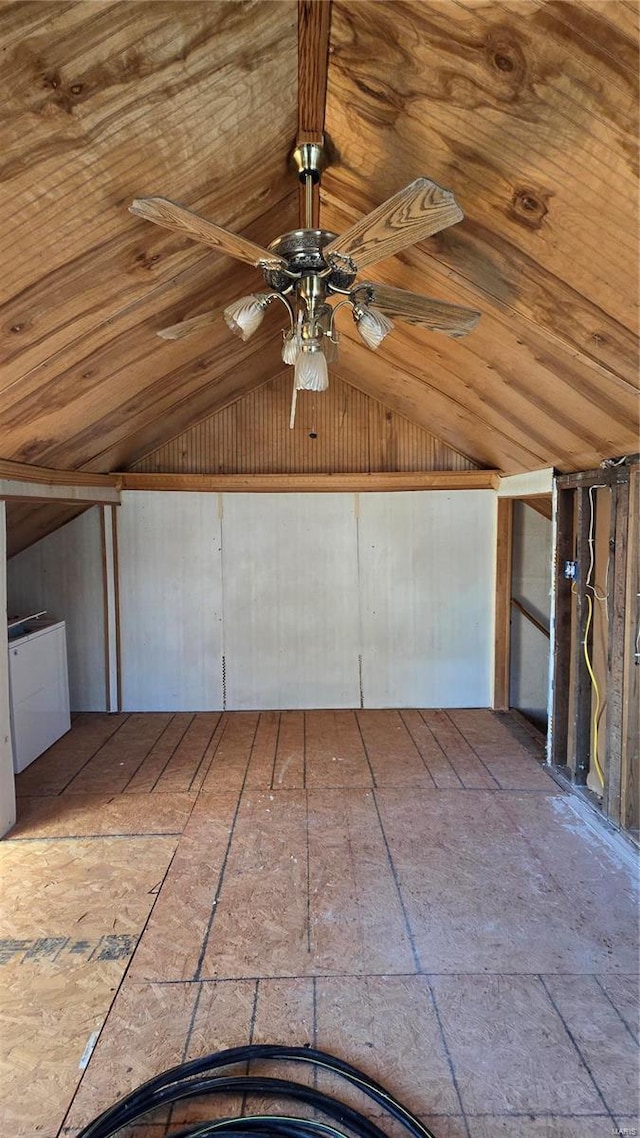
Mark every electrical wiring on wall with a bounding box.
[571,485,611,789]
[582,485,611,788]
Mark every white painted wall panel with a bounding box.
[222,494,361,709]
[358,491,496,707]
[118,492,223,711]
[0,503,16,837]
[7,508,106,711]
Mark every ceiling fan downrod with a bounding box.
[292,141,326,230]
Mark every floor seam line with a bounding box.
[57,713,132,794]
[416,708,461,783]
[193,714,261,980]
[442,709,501,789]
[397,708,438,787]
[187,712,226,794]
[592,973,640,1045]
[124,711,181,794]
[370,788,420,972]
[147,712,196,793]
[425,977,472,1137]
[57,838,180,1135]
[537,974,617,1123]
[353,710,377,788]
[269,711,282,791]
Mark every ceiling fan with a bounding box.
[130,141,480,426]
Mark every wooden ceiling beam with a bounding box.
[297,0,332,226]
[0,458,117,488]
[521,497,553,521]
[0,458,119,504]
[119,470,499,493]
[298,0,332,141]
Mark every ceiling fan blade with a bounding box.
[156,311,218,341]
[324,179,463,270]
[355,282,480,338]
[130,197,286,269]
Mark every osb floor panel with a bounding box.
[1,709,638,1138]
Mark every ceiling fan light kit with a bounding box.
[223,293,273,342]
[131,142,480,428]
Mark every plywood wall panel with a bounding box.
[358,491,496,707]
[221,494,361,710]
[117,492,223,711]
[6,507,107,712]
[131,373,478,475]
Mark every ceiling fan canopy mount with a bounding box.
[292,141,327,184]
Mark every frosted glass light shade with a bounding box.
[355,304,394,349]
[282,331,302,365]
[224,294,269,341]
[295,347,328,391]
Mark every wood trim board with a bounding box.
[118,471,500,493]
[493,498,513,711]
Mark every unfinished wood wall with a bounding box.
[130,374,479,475]
[623,468,639,832]
[550,461,639,835]
[0,502,16,837]
[6,509,107,712]
[509,502,552,731]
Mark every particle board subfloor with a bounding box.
[2,709,638,1138]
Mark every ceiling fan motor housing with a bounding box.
[263,229,356,294]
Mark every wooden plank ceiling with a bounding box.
[0,0,638,522]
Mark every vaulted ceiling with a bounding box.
[1,0,638,489]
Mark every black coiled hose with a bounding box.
[76,1044,438,1138]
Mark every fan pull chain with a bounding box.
[290,376,298,430]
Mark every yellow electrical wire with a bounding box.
[583,592,604,787]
